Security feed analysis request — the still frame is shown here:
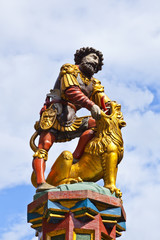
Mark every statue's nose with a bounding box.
[91,59,98,66]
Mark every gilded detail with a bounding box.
[79,72,92,85]
[60,64,80,93]
[60,64,80,77]
[40,105,57,130]
[33,149,48,161]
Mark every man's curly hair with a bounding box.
[74,47,104,73]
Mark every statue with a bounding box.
[46,101,126,198]
[30,47,126,197]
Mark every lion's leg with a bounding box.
[102,152,122,198]
[46,151,75,186]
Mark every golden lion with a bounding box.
[45,101,126,198]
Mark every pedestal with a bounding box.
[27,182,126,240]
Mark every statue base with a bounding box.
[27,182,126,240]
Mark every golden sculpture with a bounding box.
[31,101,126,198]
[30,47,126,196]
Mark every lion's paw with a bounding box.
[69,177,83,184]
[59,177,83,185]
[115,188,122,198]
[104,184,122,198]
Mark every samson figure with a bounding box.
[31,47,111,192]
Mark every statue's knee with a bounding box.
[38,132,55,151]
[43,140,52,150]
[61,151,73,161]
[38,139,52,151]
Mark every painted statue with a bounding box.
[30,47,126,197]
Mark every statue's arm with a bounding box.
[65,86,101,120]
[65,86,94,110]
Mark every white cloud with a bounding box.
[0,0,160,239]
[120,182,160,239]
[0,216,36,240]
[102,80,154,111]
[0,0,160,81]
[116,108,160,239]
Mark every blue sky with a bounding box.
[0,0,160,239]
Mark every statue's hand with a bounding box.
[91,104,101,120]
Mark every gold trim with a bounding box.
[61,76,66,91]
[29,217,43,223]
[30,131,38,152]
[79,72,92,85]
[101,233,113,240]
[116,230,122,236]
[60,125,65,131]
[70,74,77,82]
[46,229,66,240]
[52,116,90,133]
[31,223,42,229]
[102,220,117,224]
[47,213,65,223]
[28,204,46,214]
[60,64,80,93]
[59,200,78,208]
[73,229,94,240]
[66,74,73,85]
[53,119,58,129]
[67,126,72,131]
[48,208,69,213]
[33,149,48,161]
[74,212,95,220]
[57,122,61,131]
[71,207,97,215]
[101,213,121,218]
[116,223,126,231]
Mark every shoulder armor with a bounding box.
[60,64,80,93]
[60,64,79,77]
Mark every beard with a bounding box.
[79,60,98,78]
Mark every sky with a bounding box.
[0,0,160,239]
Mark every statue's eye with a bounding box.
[93,55,98,60]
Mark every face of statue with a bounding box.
[79,53,99,78]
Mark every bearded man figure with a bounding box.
[31,47,111,192]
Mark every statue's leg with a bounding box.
[32,131,55,191]
[73,117,96,159]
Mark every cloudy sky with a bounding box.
[0,0,160,239]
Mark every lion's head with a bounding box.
[85,101,126,157]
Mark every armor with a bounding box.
[39,64,109,142]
